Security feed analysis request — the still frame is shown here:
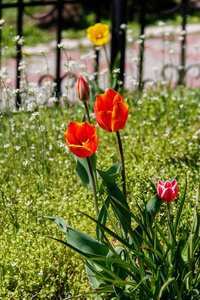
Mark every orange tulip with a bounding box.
[65,122,98,158]
[94,89,129,132]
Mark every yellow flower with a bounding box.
[87,23,109,46]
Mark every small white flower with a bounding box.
[58,43,66,49]
[136,39,143,45]
[118,80,123,86]
[180,30,186,35]
[120,23,128,30]
[39,49,46,54]
[4,144,10,148]
[95,46,101,51]
[140,34,146,39]
[0,19,5,26]
[113,68,120,74]
[38,270,43,276]
[158,21,166,27]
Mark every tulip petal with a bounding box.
[94,104,109,131]
[76,77,90,101]
[83,134,98,154]
[65,121,98,158]
[157,184,165,198]
[164,180,172,188]
[157,180,164,186]
[171,179,177,187]
[172,181,178,198]
[112,94,129,132]
[97,111,113,132]
[68,145,93,158]
[76,122,94,144]
[95,89,117,112]
[161,188,175,202]
[65,122,80,145]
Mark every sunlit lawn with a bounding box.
[0,85,200,298]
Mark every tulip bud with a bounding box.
[76,77,90,101]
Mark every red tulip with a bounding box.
[65,122,98,158]
[76,77,90,101]
[157,179,178,202]
[94,89,129,132]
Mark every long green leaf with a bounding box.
[96,196,110,241]
[175,175,187,235]
[146,194,163,224]
[85,260,105,289]
[75,153,98,191]
[158,277,175,300]
[45,216,108,256]
[97,169,131,236]
[89,256,140,275]
[44,216,68,233]
[78,210,155,271]
[91,275,155,299]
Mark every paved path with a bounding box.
[2,23,200,106]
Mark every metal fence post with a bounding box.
[95,1,101,75]
[178,0,188,86]
[138,0,146,90]
[55,0,63,101]
[111,0,127,85]
[16,0,23,108]
[0,0,2,70]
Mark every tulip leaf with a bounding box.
[85,260,105,290]
[74,153,98,191]
[96,196,110,241]
[107,162,121,178]
[81,114,86,122]
[99,162,121,195]
[44,216,68,233]
[45,216,108,257]
[97,169,131,236]
[146,194,163,224]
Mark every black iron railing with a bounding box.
[138,0,200,88]
[0,0,127,108]
[0,0,200,109]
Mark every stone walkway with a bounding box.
[2,23,200,106]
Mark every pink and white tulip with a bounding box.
[157,179,178,202]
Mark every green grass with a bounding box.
[0,85,200,298]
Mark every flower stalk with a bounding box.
[86,157,99,219]
[116,130,126,199]
[167,202,173,265]
[84,102,91,124]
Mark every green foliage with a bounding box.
[1,86,200,298]
[75,153,98,191]
[50,173,200,299]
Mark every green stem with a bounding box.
[86,157,99,219]
[116,130,126,199]
[84,102,91,123]
[167,202,172,265]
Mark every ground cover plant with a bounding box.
[0,83,200,298]
[0,12,200,298]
